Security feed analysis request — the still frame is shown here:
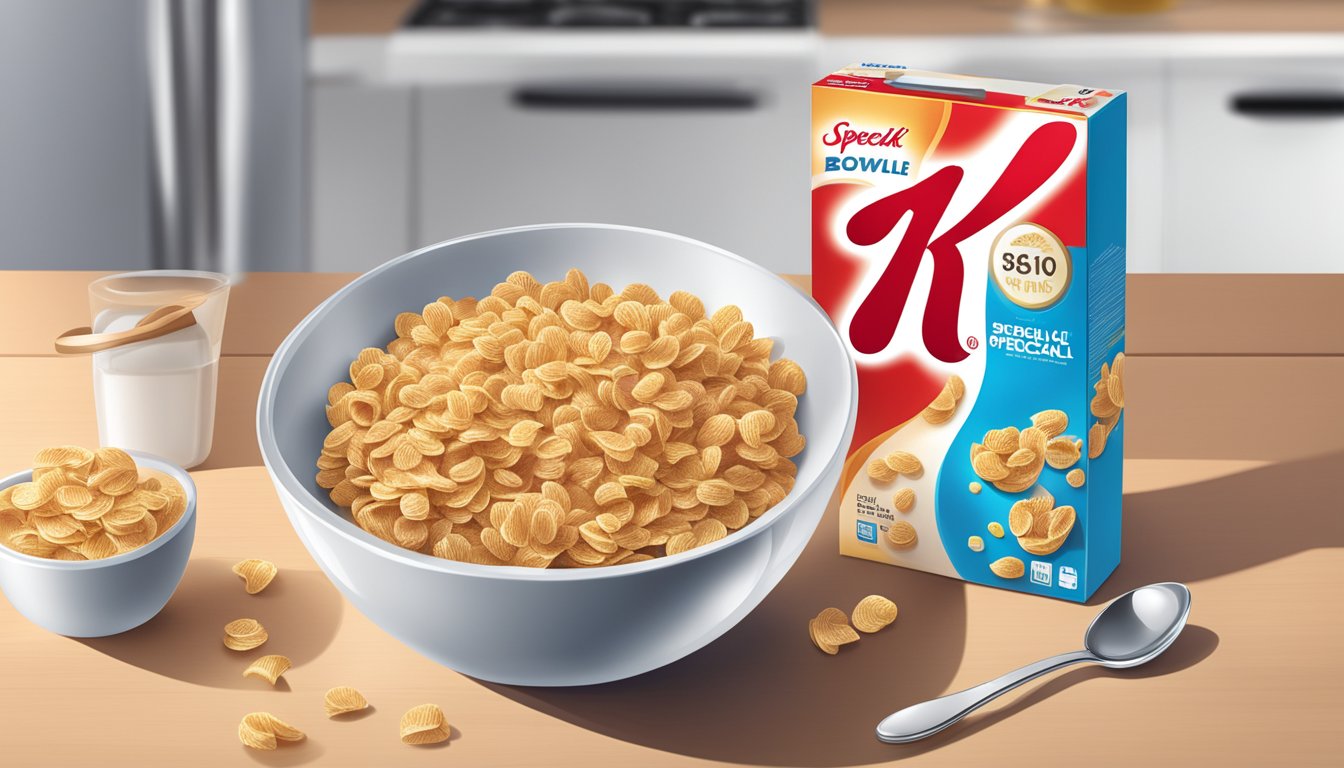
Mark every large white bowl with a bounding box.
[257,224,856,686]
[0,452,196,637]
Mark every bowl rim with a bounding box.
[0,451,197,570]
[256,222,857,582]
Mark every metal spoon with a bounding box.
[876,582,1191,744]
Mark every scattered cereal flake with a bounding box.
[324,687,369,718]
[400,704,451,746]
[851,595,898,633]
[223,618,268,652]
[232,559,278,595]
[808,607,860,654]
[243,655,291,686]
[238,713,304,751]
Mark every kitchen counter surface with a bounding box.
[313,0,413,35]
[311,0,1344,36]
[0,272,1339,767]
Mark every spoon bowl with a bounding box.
[1085,582,1191,667]
[876,582,1191,744]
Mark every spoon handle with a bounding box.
[876,649,1096,744]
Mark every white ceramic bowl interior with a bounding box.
[258,224,856,685]
[0,452,196,637]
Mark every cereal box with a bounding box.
[812,63,1126,601]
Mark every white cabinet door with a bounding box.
[309,81,415,272]
[402,33,818,276]
[414,81,811,275]
[1167,57,1344,273]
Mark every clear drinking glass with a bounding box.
[86,271,231,468]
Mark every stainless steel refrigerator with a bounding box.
[0,0,307,271]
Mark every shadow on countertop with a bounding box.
[881,623,1220,760]
[486,561,1222,767]
[241,739,326,768]
[76,557,343,689]
[485,487,973,767]
[1092,450,1344,604]
[482,445,1298,765]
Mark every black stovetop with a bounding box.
[405,0,812,28]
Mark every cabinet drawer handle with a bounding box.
[513,85,758,111]
[1231,93,1344,117]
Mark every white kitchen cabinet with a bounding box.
[305,35,1344,275]
[1166,57,1344,273]
[402,33,817,275]
[309,80,415,272]
[413,85,811,275]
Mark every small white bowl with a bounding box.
[258,224,857,685]
[0,452,196,637]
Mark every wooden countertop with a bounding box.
[0,272,1339,767]
[310,0,1344,36]
[313,0,413,35]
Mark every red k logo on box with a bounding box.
[845,122,1077,363]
